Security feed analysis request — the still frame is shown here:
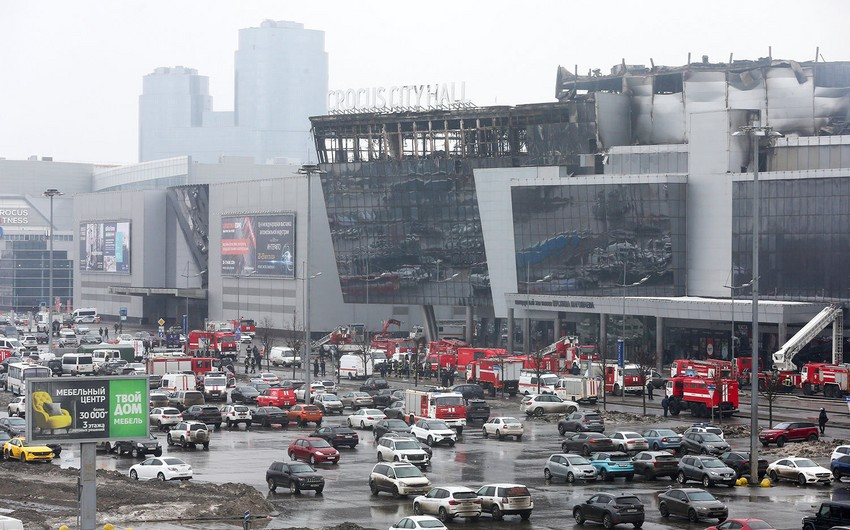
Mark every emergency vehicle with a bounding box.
[465,357,523,396]
[229,318,256,339]
[188,330,238,360]
[670,358,734,379]
[554,376,602,404]
[664,375,739,418]
[800,362,850,397]
[534,335,599,371]
[403,388,467,432]
[455,346,504,370]
[588,362,644,395]
[145,356,217,377]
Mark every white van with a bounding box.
[0,337,23,355]
[160,373,197,393]
[61,353,95,376]
[339,353,374,379]
[0,515,24,530]
[268,346,300,367]
[71,307,100,323]
[518,371,559,395]
[91,349,120,369]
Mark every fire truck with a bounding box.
[664,375,739,418]
[456,346,503,370]
[800,362,850,397]
[188,330,239,361]
[403,388,467,432]
[229,318,256,339]
[670,359,734,379]
[771,304,844,391]
[588,362,644,395]
[145,356,217,377]
[465,357,523,396]
[554,376,602,404]
[534,335,599,372]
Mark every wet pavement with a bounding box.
[43,367,850,529]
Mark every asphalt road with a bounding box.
[38,365,850,530]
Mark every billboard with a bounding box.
[26,376,149,444]
[79,221,131,273]
[221,213,295,278]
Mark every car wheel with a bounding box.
[391,485,400,499]
[575,425,582,432]
[290,481,299,494]
[153,448,162,457]
[157,472,166,481]
[203,442,209,450]
[166,434,173,446]
[544,468,553,480]
[347,419,353,427]
[315,486,323,494]
[267,478,276,491]
[482,428,488,438]
[582,445,591,456]
[105,442,113,453]
[677,471,687,484]
[181,438,188,449]
[427,436,435,447]
[798,474,807,486]
[491,505,503,521]
[520,510,531,521]
[625,474,633,482]
[652,442,660,451]
[413,503,423,516]
[131,448,140,458]
[19,452,25,463]
[768,470,778,482]
[808,433,818,442]
[574,508,585,524]
[369,480,378,495]
[533,407,544,417]
[360,420,366,429]
[130,470,138,480]
[659,502,670,517]
[702,475,711,488]
[603,513,614,529]
[567,406,577,414]
[438,507,449,522]
[496,430,503,440]
[776,436,786,448]
[289,451,296,461]
[567,471,576,484]
[701,447,709,455]
[600,469,610,481]
[309,455,316,465]
[688,509,699,523]
[633,523,643,529]
[644,469,654,481]
[517,434,523,441]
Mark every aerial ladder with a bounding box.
[772,304,844,372]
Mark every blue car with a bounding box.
[831,455,850,481]
[642,428,683,452]
[589,451,634,481]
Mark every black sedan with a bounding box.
[718,451,768,479]
[310,426,359,448]
[371,388,396,408]
[573,493,645,528]
[561,432,615,456]
[373,418,411,439]
[657,487,728,522]
[231,385,260,404]
[266,460,324,494]
[359,377,389,394]
[252,406,290,428]
[35,332,49,344]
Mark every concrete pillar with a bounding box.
[465,306,474,344]
[507,309,515,353]
[554,313,562,340]
[80,442,96,529]
[656,316,664,371]
[778,321,787,347]
[523,316,531,355]
[599,313,607,361]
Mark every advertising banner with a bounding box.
[221,213,295,278]
[26,376,149,444]
[79,221,131,273]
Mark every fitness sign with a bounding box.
[26,376,149,444]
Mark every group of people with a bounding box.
[243,344,262,373]
[96,327,110,340]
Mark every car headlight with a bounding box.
[709,471,719,476]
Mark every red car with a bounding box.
[758,421,819,447]
[706,518,776,530]
[287,437,339,465]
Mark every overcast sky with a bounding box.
[1,0,848,165]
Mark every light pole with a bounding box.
[232,270,257,322]
[733,121,781,485]
[618,261,649,401]
[43,188,62,352]
[181,265,206,341]
[298,163,324,404]
[723,278,753,368]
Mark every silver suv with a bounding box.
[369,462,431,498]
[475,483,533,521]
[677,455,736,487]
[166,420,210,450]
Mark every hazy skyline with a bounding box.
[2,0,848,165]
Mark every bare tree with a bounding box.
[759,370,787,426]
[256,317,276,372]
[631,349,657,416]
[281,309,304,379]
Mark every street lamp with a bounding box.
[181,265,206,340]
[43,188,62,352]
[732,121,781,484]
[298,163,324,405]
[723,278,754,367]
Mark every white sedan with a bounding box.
[348,408,387,429]
[482,417,524,441]
[129,456,192,481]
[767,457,833,485]
[258,372,281,386]
[389,515,448,530]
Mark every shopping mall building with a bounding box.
[3,56,850,368]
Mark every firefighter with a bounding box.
[661,395,669,417]
[646,379,654,400]
[819,408,829,435]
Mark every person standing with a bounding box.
[661,395,669,417]
[646,380,654,400]
[320,358,326,377]
[819,408,829,435]
[313,358,320,378]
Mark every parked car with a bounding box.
[294,382,326,403]
[684,423,726,440]
[758,421,819,447]
[230,385,260,404]
[657,487,728,522]
[371,388,397,408]
[381,432,433,460]
[149,393,169,408]
[465,399,491,424]
[256,387,297,408]
[544,453,598,483]
[476,483,533,521]
[266,460,325,494]
[252,406,291,428]
[339,391,374,410]
[832,454,850,481]
[389,516,447,530]
[257,372,281,386]
[802,501,850,530]
[114,434,163,458]
[220,404,252,429]
[413,486,482,522]
[181,405,223,429]
[718,451,768,479]
[383,400,407,420]
[766,456,833,485]
[373,418,411,439]
[149,407,183,431]
[451,383,486,400]
[313,393,344,415]
[360,377,389,394]
[589,451,635,481]
[631,450,679,480]
[7,397,26,418]
[166,421,210,450]
[520,394,578,416]
[831,445,850,462]
[2,437,54,462]
[572,492,645,528]
[677,455,737,487]
[482,417,524,440]
[682,432,730,455]
[410,419,457,447]
[561,432,615,456]
[706,519,775,530]
[287,437,340,465]
[610,431,649,454]
[347,408,387,429]
[0,417,27,437]
[310,426,359,448]
[288,404,323,427]
[129,456,192,481]
[640,428,682,452]
[377,435,430,467]
[371,462,432,498]
[558,411,605,434]
[21,335,38,351]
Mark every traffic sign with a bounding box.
[158,318,165,327]
[707,384,716,400]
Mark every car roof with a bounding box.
[438,486,475,492]
[383,461,418,468]
[479,483,527,488]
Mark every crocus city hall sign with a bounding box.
[328,82,468,112]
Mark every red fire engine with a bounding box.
[588,362,644,395]
[466,357,524,396]
[800,362,850,397]
[455,346,503,370]
[188,330,239,360]
[670,358,734,379]
[229,318,256,338]
[403,388,467,432]
[665,376,739,417]
[534,335,599,371]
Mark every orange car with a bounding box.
[287,404,323,427]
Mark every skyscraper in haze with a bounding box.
[139,20,327,164]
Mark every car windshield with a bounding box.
[701,433,723,442]
[395,466,424,478]
[240,386,258,394]
[567,456,591,465]
[322,394,339,401]
[233,406,249,412]
[702,459,726,468]
[362,409,384,415]
[772,422,792,430]
[353,392,369,398]
[7,418,25,427]
[655,429,677,436]
[162,408,180,414]
[435,396,464,406]
[254,383,271,392]
[609,454,630,462]
[396,441,419,450]
[162,458,185,465]
[585,414,602,422]
[309,439,332,448]
[417,520,445,529]
[452,491,477,500]
[290,463,314,473]
[387,420,408,428]
[541,374,559,385]
[615,496,641,505]
[795,459,817,468]
[264,407,284,413]
[428,421,449,430]
[624,433,641,439]
[746,522,774,529]
[687,491,716,501]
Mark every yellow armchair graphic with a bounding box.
[31,391,72,434]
